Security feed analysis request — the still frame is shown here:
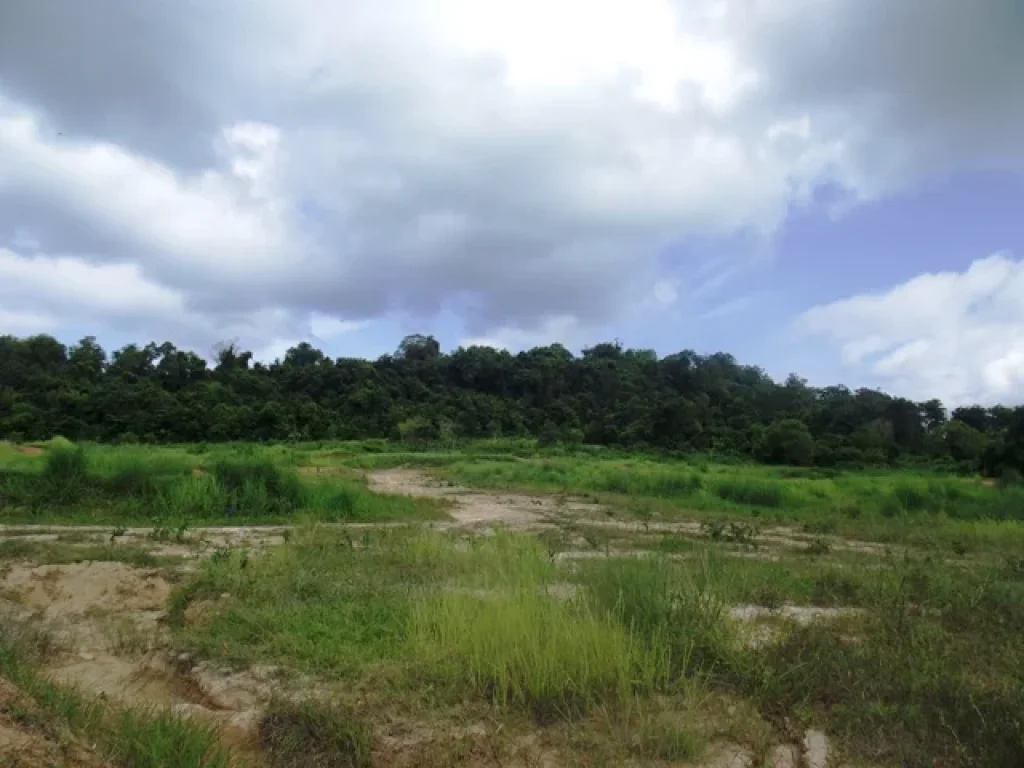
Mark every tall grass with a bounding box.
[0,441,444,523]
[581,555,741,679]
[410,589,666,720]
[408,533,669,719]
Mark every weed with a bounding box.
[702,519,759,548]
[632,718,705,761]
[800,537,832,556]
[259,700,374,768]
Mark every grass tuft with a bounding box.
[259,700,374,768]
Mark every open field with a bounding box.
[1,439,1022,766]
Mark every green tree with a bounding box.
[760,419,815,466]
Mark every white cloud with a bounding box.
[460,315,586,352]
[0,0,1021,355]
[0,248,184,317]
[796,252,1024,405]
[0,309,57,336]
[0,103,292,281]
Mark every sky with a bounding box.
[1,0,1023,407]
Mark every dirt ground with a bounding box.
[0,468,846,767]
[0,677,107,767]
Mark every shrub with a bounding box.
[714,478,787,508]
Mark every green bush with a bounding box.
[714,477,787,508]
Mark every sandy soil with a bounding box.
[0,560,272,757]
[0,677,107,767]
[368,469,887,558]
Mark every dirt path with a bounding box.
[366,469,888,557]
[368,468,594,528]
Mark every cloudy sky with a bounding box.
[1,0,1022,406]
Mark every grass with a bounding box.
[436,453,1024,554]
[410,581,667,721]
[259,699,374,768]
[0,441,446,524]
[2,437,1022,765]
[169,526,417,674]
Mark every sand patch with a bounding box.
[368,469,597,529]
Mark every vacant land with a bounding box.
[1,439,1022,767]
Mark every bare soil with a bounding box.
[0,677,106,767]
[0,560,271,757]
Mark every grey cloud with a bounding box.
[2,0,1023,352]
[739,0,1024,183]
[0,0,231,169]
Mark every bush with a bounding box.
[714,478,787,508]
[211,459,306,516]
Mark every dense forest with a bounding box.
[1,333,1022,475]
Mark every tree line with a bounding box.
[1,333,1022,475]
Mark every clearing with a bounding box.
[1,443,1022,767]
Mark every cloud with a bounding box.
[796,252,1024,405]
[0,0,1022,355]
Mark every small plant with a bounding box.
[209,547,233,564]
[701,519,759,549]
[802,537,833,557]
[109,526,128,543]
[632,718,704,761]
[752,584,785,611]
[259,700,374,768]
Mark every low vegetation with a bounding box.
[0,440,445,524]
[1,437,1022,766]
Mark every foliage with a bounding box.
[2,333,1021,475]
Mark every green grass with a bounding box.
[576,549,1024,767]
[169,526,419,674]
[0,441,446,524]
[161,516,1024,766]
[436,454,1024,553]
[2,438,1022,765]
[0,617,231,767]
[408,536,669,720]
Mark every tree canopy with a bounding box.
[1,333,1021,475]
